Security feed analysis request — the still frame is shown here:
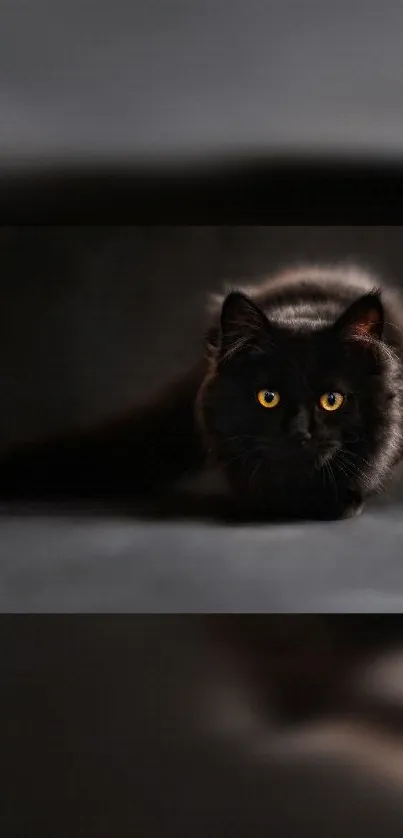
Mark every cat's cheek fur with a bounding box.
[195,369,224,462]
[323,491,365,522]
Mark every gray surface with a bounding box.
[0,496,402,612]
[2,0,403,163]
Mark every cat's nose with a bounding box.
[288,409,312,446]
[292,430,312,446]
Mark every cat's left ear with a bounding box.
[334,291,384,341]
[219,291,271,360]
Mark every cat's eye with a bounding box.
[319,392,345,412]
[257,389,280,409]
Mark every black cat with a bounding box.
[197,265,403,520]
[2,265,403,521]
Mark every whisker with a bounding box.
[329,461,339,503]
[222,449,255,468]
[340,449,372,469]
[248,458,265,488]
[336,460,353,483]
[323,460,338,502]
[336,450,372,490]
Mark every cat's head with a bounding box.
[197,289,396,497]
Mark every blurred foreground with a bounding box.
[3,616,403,835]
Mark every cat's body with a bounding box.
[2,264,403,521]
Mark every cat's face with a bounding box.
[198,290,390,496]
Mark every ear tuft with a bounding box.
[335,290,384,341]
[219,292,269,359]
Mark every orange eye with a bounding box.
[257,390,281,409]
[319,392,344,412]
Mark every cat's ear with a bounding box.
[334,291,384,341]
[219,292,271,359]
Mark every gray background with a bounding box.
[2,1,403,164]
[1,226,403,612]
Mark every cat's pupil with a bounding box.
[264,391,275,403]
[327,392,336,406]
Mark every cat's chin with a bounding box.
[275,442,341,468]
[315,446,341,468]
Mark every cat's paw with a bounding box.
[339,498,365,520]
[316,492,364,521]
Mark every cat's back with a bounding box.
[215,265,403,346]
[249,265,380,330]
[251,264,376,303]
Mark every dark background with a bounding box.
[2,225,403,447]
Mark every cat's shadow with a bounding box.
[0,492,244,525]
[0,490,367,526]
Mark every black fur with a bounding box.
[0,360,207,501]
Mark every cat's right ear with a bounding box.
[334,290,384,342]
[219,292,271,360]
